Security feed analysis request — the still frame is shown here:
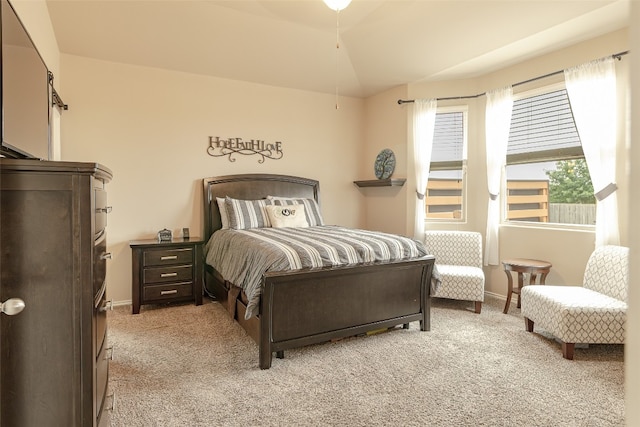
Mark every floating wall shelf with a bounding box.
[353,178,406,188]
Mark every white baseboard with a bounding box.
[112,299,132,307]
[484,291,507,301]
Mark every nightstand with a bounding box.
[130,237,205,314]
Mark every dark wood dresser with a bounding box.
[130,238,204,314]
[0,159,113,426]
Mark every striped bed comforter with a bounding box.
[204,226,437,319]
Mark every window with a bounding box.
[505,84,595,225]
[425,108,467,220]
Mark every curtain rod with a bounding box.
[397,50,629,105]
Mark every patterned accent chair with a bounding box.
[521,245,629,360]
[424,230,485,313]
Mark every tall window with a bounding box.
[425,108,467,220]
[505,84,595,225]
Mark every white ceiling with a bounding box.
[45,0,629,98]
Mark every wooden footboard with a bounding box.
[259,257,434,369]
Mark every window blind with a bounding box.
[507,89,582,157]
[432,111,464,163]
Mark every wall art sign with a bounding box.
[207,136,284,163]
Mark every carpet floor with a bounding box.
[107,295,624,426]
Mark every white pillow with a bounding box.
[266,196,324,226]
[265,204,309,228]
[216,197,230,229]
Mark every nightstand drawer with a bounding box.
[144,248,193,267]
[143,265,192,284]
[143,282,193,301]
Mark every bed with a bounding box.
[202,173,436,369]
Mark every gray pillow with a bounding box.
[225,197,274,230]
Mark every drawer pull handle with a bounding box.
[106,392,116,412]
[160,272,178,278]
[101,252,112,260]
[160,255,178,261]
[99,300,113,312]
[160,289,178,295]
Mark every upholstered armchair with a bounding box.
[424,230,485,313]
[521,245,629,360]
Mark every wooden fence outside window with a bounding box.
[425,179,463,219]
[425,179,595,224]
[505,180,549,222]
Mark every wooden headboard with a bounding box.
[202,174,320,241]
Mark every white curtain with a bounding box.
[564,57,620,247]
[412,98,437,240]
[484,87,513,266]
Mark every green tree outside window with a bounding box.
[545,159,595,204]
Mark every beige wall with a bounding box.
[59,55,365,303]
[359,86,410,236]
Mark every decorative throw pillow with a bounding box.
[265,204,309,228]
[267,196,324,226]
[225,197,273,230]
[216,197,230,229]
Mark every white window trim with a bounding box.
[512,81,566,101]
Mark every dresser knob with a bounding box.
[1,298,25,316]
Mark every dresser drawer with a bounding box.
[96,341,109,420]
[94,233,108,297]
[143,282,193,301]
[97,407,111,427]
[143,265,192,284]
[144,247,193,266]
[96,291,108,355]
[94,188,109,237]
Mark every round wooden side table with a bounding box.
[502,258,552,314]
